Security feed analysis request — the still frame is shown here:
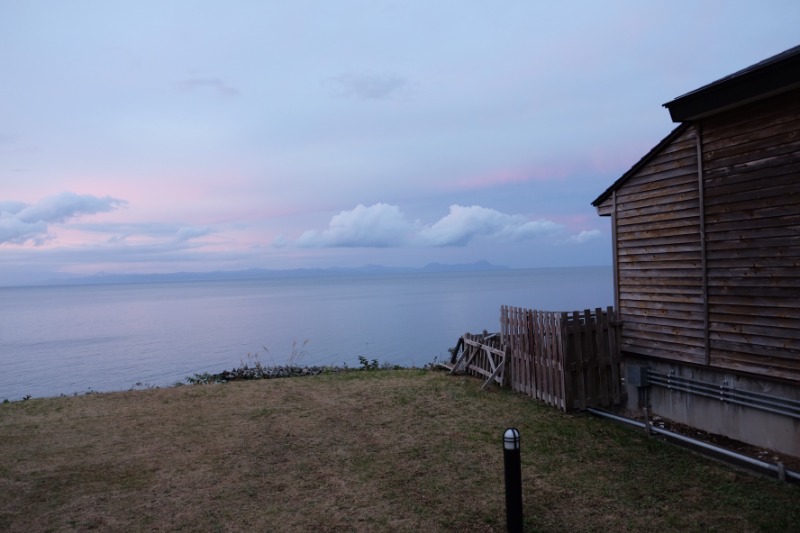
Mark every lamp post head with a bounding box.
[503,427,520,451]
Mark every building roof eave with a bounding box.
[664,44,800,122]
[590,123,690,208]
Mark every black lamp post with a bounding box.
[503,427,523,532]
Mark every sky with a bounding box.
[2,1,799,285]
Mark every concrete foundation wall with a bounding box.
[623,358,800,458]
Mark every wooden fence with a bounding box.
[448,306,621,411]
[500,306,622,411]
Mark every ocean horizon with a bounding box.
[0,266,613,401]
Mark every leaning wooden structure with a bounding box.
[449,332,508,391]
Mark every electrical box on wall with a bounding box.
[626,364,649,387]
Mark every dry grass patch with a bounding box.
[1,369,798,532]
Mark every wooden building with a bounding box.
[592,45,800,457]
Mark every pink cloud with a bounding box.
[449,163,572,191]
[587,141,661,176]
[447,142,661,194]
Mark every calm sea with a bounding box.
[0,266,612,400]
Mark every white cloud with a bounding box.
[176,77,239,97]
[0,192,127,245]
[17,192,125,224]
[0,218,49,246]
[174,226,212,243]
[508,220,565,241]
[568,229,601,244]
[418,205,563,246]
[0,200,26,214]
[272,234,288,248]
[327,73,409,101]
[297,203,415,247]
[292,203,571,249]
[68,221,214,248]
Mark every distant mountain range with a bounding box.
[47,261,510,286]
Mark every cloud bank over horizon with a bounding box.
[292,203,595,249]
[0,192,126,246]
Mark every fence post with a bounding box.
[608,305,621,404]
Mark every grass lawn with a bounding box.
[1,369,798,532]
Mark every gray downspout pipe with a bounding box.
[586,407,800,484]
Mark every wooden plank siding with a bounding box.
[598,87,800,383]
[701,88,800,381]
[611,126,706,365]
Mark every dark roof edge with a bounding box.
[591,123,690,208]
[664,44,800,122]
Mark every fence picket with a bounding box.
[544,312,553,407]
